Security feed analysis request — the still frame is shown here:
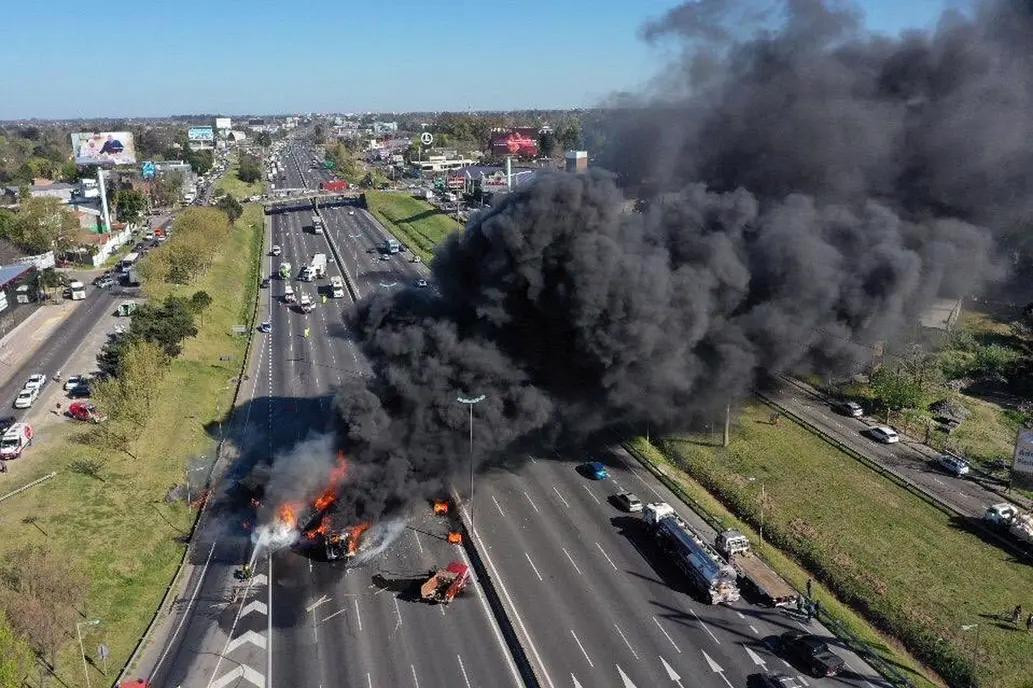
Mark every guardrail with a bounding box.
[621,440,916,688]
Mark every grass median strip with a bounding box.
[216,152,266,200]
[648,402,1033,688]
[0,204,263,686]
[364,190,460,263]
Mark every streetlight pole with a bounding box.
[76,619,100,688]
[457,394,486,531]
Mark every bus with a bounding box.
[121,252,140,273]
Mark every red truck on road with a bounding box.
[320,179,349,192]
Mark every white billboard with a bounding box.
[215,117,232,130]
[188,126,214,142]
[71,132,137,166]
[1013,428,1033,489]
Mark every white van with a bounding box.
[329,276,345,298]
[67,280,86,300]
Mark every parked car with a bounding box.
[934,453,970,477]
[14,387,38,409]
[867,425,900,444]
[63,375,86,391]
[0,423,33,458]
[68,401,105,423]
[67,384,92,399]
[581,461,609,480]
[261,277,271,288]
[97,277,114,289]
[775,632,845,677]
[23,374,47,392]
[832,400,863,417]
[613,491,643,512]
[414,279,428,288]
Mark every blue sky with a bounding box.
[2,0,954,119]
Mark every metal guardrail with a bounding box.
[622,441,916,688]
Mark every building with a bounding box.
[411,154,474,173]
[565,150,588,173]
[3,181,77,204]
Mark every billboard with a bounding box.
[188,126,214,142]
[141,161,156,180]
[70,131,137,166]
[215,117,232,130]
[1013,428,1033,489]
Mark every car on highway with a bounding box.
[832,400,863,417]
[867,425,900,444]
[259,321,272,333]
[411,255,421,263]
[14,387,38,409]
[261,277,270,288]
[934,453,970,477]
[348,209,355,215]
[271,245,282,256]
[746,673,803,688]
[67,383,92,399]
[581,461,609,480]
[613,491,643,512]
[24,374,47,392]
[775,632,845,677]
[97,277,114,289]
[380,254,390,261]
[414,279,428,288]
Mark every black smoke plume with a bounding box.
[280,0,1033,523]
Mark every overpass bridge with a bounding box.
[262,191,362,214]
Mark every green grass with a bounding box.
[0,204,263,686]
[215,153,266,200]
[627,436,941,688]
[365,191,460,263]
[652,402,1033,688]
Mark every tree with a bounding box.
[189,290,212,314]
[185,148,213,175]
[215,194,243,222]
[255,131,272,147]
[94,339,169,429]
[237,154,262,184]
[115,188,147,224]
[0,611,32,688]
[538,130,558,158]
[558,121,581,150]
[130,295,198,357]
[870,366,924,412]
[0,545,87,674]
[10,197,79,254]
[153,171,184,207]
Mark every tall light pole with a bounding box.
[457,394,486,531]
[76,618,100,688]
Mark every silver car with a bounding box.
[934,453,970,477]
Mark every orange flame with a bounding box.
[313,452,350,512]
[447,531,463,545]
[346,522,371,556]
[278,503,299,528]
[306,514,332,540]
[433,499,450,515]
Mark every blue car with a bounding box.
[583,461,609,480]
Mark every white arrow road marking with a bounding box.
[745,645,767,668]
[702,651,734,688]
[305,594,330,612]
[571,675,585,688]
[240,600,267,618]
[249,573,268,587]
[616,664,639,688]
[227,630,267,653]
[660,656,684,687]
[211,664,265,688]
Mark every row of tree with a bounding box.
[137,208,232,285]
[237,154,263,184]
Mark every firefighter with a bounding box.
[240,564,253,579]
[304,326,311,338]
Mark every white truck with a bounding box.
[302,253,327,281]
[66,280,86,301]
[984,503,1033,546]
[329,276,345,298]
[311,214,324,234]
[715,530,798,607]
[0,423,33,459]
[299,292,313,313]
[643,502,740,605]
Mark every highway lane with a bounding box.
[265,156,523,688]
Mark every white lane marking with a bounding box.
[660,656,684,686]
[690,608,721,644]
[653,617,682,653]
[570,629,594,667]
[320,607,348,623]
[267,555,273,688]
[595,542,618,571]
[571,675,585,688]
[581,484,601,504]
[227,630,267,652]
[393,597,404,629]
[457,654,472,688]
[561,547,583,576]
[204,550,266,688]
[354,598,363,631]
[614,623,639,659]
[305,594,330,612]
[151,542,216,677]
[239,598,265,618]
[552,486,570,508]
[211,665,265,688]
[702,651,734,688]
[411,529,424,554]
[367,673,372,688]
[797,677,810,686]
[410,664,420,688]
[616,665,639,688]
[525,551,544,581]
[523,490,541,513]
[735,611,746,619]
[492,495,506,517]
[750,624,760,635]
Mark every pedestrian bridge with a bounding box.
[263,192,361,214]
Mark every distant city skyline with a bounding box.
[2,0,954,120]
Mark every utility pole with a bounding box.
[76,619,100,688]
[457,394,486,531]
[723,404,731,447]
